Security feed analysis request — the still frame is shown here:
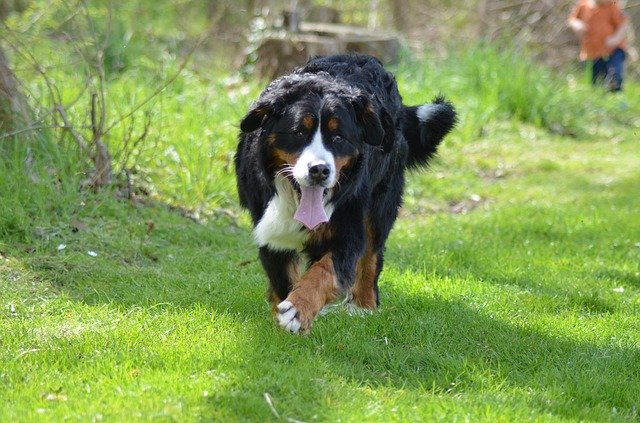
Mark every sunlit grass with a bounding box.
[2,34,640,422]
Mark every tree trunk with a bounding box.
[388,0,408,32]
[477,0,488,38]
[0,44,30,133]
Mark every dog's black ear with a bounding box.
[352,97,395,152]
[240,105,270,133]
[241,89,288,133]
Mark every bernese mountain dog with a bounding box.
[235,54,456,333]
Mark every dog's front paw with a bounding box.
[276,300,301,333]
[276,298,315,334]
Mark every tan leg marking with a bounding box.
[277,254,339,333]
[352,252,378,310]
[350,217,378,310]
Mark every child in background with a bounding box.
[568,0,628,91]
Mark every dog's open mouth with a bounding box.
[293,184,328,230]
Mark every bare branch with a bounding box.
[0,124,93,140]
[120,111,151,170]
[55,103,90,155]
[124,168,133,201]
[91,92,99,142]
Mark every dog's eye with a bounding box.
[294,130,305,138]
[333,135,343,143]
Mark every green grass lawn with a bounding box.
[3,121,639,421]
[2,44,640,420]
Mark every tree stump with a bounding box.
[253,22,400,79]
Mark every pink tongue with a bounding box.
[294,185,328,230]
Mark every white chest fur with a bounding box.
[254,176,334,251]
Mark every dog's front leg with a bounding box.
[259,247,301,313]
[277,228,364,333]
[276,253,340,333]
[276,200,366,333]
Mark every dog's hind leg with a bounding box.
[350,249,380,311]
[349,216,383,311]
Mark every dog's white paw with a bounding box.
[276,300,301,333]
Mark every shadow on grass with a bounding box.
[195,285,640,421]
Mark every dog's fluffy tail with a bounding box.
[401,96,456,169]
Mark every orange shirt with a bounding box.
[569,0,627,60]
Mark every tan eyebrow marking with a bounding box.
[327,117,339,131]
[302,115,315,130]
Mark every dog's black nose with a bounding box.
[308,163,330,183]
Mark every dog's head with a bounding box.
[240,74,394,193]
